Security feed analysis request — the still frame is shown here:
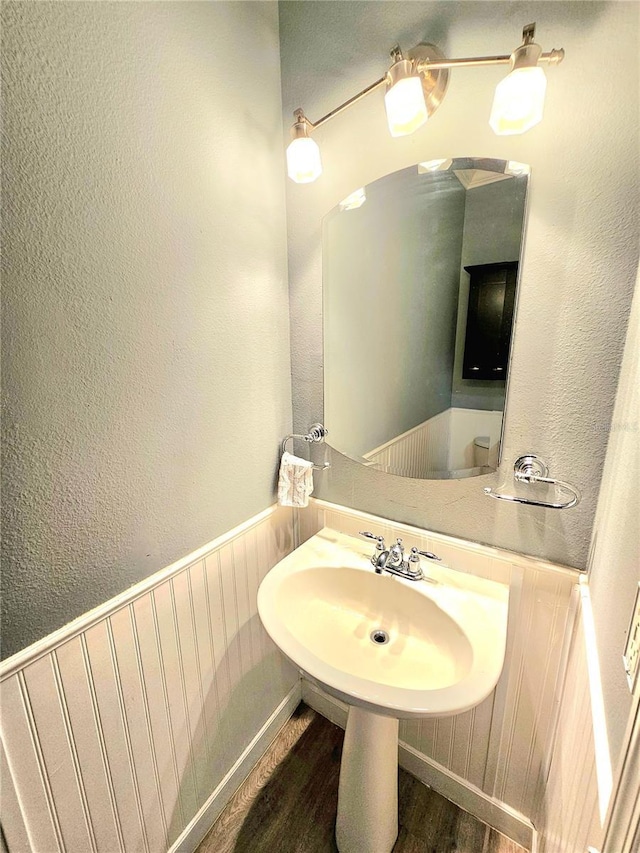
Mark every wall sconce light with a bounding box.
[286,23,564,183]
[490,24,549,135]
[286,109,323,183]
[384,46,429,137]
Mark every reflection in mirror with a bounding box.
[323,158,528,480]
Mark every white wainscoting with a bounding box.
[363,408,503,477]
[536,585,606,853]
[2,495,595,853]
[0,505,299,853]
[296,499,581,847]
[363,409,451,478]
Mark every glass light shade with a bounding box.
[339,187,366,210]
[384,75,428,138]
[286,136,322,183]
[490,66,547,136]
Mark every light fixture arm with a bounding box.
[298,75,388,133]
[291,23,563,135]
[301,44,411,132]
[414,48,564,72]
[415,26,564,72]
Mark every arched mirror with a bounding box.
[323,157,529,480]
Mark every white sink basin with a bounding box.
[259,526,510,852]
[258,527,509,719]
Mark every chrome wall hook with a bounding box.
[484,454,581,509]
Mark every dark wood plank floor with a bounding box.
[197,704,528,853]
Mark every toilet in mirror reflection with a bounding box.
[323,157,529,480]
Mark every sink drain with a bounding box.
[370,629,390,645]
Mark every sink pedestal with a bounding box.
[336,707,399,853]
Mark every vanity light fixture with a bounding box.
[285,23,564,183]
[286,109,322,183]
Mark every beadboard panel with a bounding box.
[537,596,604,853]
[0,505,297,853]
[296,499,579,826]
[0,738,31,852]
[21,656,95,852]
[56,636,128,852]
[364,410,450,477]
[0,675,63,852]
[359,408,503,477]
[363,408,502,479]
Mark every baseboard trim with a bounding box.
[302,679,348,727]
[302,680,534,851]
[169,683,302,853]
[399,741,534,850]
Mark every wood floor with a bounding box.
[196,705,528,853]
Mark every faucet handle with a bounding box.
[360,531,385,549]
[407,547,423,576]
[414,548,442,561]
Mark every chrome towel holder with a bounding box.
[281,423,330,471]
[484,455,581,509]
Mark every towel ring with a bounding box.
[484,455,581,509]
[281,423,330,471]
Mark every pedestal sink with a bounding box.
[257,527,509,853]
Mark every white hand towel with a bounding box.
[278,451,314,507]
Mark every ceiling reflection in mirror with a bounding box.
[323,158,529,480]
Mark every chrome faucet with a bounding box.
[359,532,441,581]
[374,549,391,570]
[388,538,404,567]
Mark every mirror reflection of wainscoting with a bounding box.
[362,408,503,479]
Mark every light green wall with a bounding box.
[1,1,291,658]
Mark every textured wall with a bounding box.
[588,267,640,772]
[1,1,291,658]
[279,1,639,568]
